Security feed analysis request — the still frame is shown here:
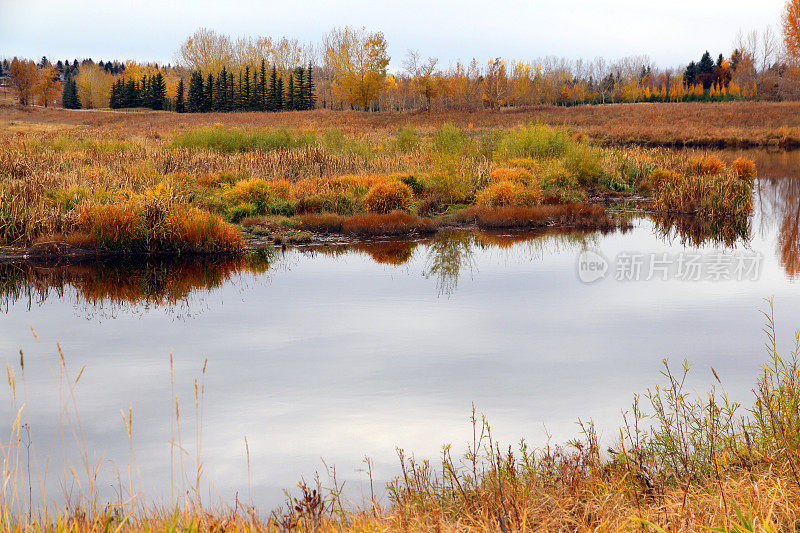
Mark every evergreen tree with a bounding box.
[204,73,214,112]
[227,71,235,111]
[286,74,294,110]
[152,71,166,110]
[187,72,204,112]
[243,66,251,111]
[276,77,284,110]
[267,66,278,111]
[684,61,698,86]
[109,79,119,109]
[258,60,267,111]
[294,67,306,110]
[62,78,81,109]
[697,51,715,89]
[213,67,226,111]
[306,64,316,110]
[176,78,186,113]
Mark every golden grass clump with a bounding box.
[687,153,726,174]
[476,181,542,207]
[363,180,413,213]
[649,166,754,218]
[488,166,533,184]
[733,156,757,179]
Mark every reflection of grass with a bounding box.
[0,251,272,309]
[652,212,751,248]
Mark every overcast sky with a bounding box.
[0,0,787,71]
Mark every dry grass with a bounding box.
[458,203,623,231]
[6,101,800,146]
[0,107,763,252]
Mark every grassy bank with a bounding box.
[0,304,798,531]
[0,108,756,254]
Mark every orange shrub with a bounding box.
[489,166,533,184]
[732,157,757,179]
[687,154,726,175]
[79,203,140,247]
[167,207,243,251]
[363,180,413,213]
[476,181,523,206]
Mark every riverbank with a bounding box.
[1,106,756,258]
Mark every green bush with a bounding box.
[394,125,421,152]
[171,127,316,152]
[497,124,573,160]
[226,203,259,223]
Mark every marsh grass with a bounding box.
[0,117,758,251]
[170,126,316,152]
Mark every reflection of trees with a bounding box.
[0,251,273,311]
[422,228,602,296]
[423,231,477,296]
[758,178,800,278]
[652,213,751,248]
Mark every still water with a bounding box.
[0,151,799,510]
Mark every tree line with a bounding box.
[182,63,315,113]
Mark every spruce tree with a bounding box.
[243,66,251,111]
[204,73,214,112]
[292,68,303,110]
[62,78,81,109]
[226,72,233,111]
[152,71,166,110]
[176,78,186,113]
[268,66,278,111]
[306,64,316,110]
[258,60,267,111]
[286,74,294,110]
[187,72,204,112]
[276,77,284,110]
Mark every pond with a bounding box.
[0,149,799,510]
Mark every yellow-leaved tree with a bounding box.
[36,65,61,107]
[784,0,800,65]
[324,26,390,111]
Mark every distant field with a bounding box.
[4,101,800,147]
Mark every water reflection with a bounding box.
[0,251,273,312]
[651,212,752,248]
[757,178,800,278]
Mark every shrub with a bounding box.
[226,203,259,223]
[732,157,757,179]
[223,179,273,212]
[497,124,572,159]
[363,180,413,213]
[563,144,605,187]
[687,154,726,175]
[476,181,523,206]
[168,207,243,251]
[434,123,470,154]
[396,174,425,194]
[489,167,533,184]
[476,181,543,207]
[394,125,421,152]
